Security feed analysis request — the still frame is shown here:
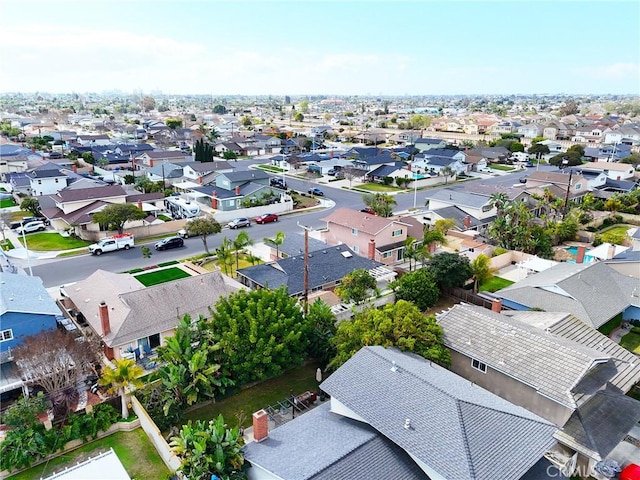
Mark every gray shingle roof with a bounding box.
[55,184,126,203]
[427,188,491,209]
[222,170,270,182]
[0,272,61,316]
[438,304,614,409]
[496,262,639,328]
[431,206,494,229]
[320,346,556,480]
[243,403,428,480]
[237,245,384,296]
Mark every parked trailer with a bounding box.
[88,233,134,256]
[164,196,200,219]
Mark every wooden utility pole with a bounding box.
[298,223,311,315]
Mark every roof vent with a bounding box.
[341,251,352,258]
[390,361,398,372]
[404,418,412,430]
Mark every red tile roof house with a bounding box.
[321,208,417,265]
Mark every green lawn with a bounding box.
[8,429,171,480]
[256,164,284,173]
[0,198,16,208]
[479,276,514,293]
[356,183,402,192]
[490,164,516,171]
[620,332,640,355]
[134,267,191,286]
[599,224,633,243]
[10,210,31,221]
[184,362,320,428]
[20,233,92,251]
[202,253,262,277]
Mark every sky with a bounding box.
[0,0,639,96]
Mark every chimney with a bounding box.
[137,200,143,210]
[607,243,616,260]
[211,191,218,209]
[576,245,586,264]
[464,216,471,229]
[491,298,502,313]
[368,239,376,260]
[252,409,269,442]
[150,159,154,167]
[99,301,111,336]
[235,185,241,195]
[198,176,203,184]
[72,165,77,173]
[407,163,411,171]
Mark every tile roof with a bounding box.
[505,312,640,395]
[55,184,127,203]
[66,270,238,347]
[320,347,556,480]
[321,208,411,236]
[496,262,639,328]
[0,272,61,316]
[438,304,615,408]
[243,403,428,480]
[237,245,384,296]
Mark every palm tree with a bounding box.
[215,237,234,276]
[471,254,498,293]
[264,231,285,260]
[403,237,419,272]
[99,358,144,419]
[440,165,455,184]
[489,192,509,216]
[232,231,253,274]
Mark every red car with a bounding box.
[255,213,279,224]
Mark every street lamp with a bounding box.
[21,220,33,276]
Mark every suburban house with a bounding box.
[494,261,640,329]
[61,270,239,361]
[181,160,234,184]
[523,171,589,200]
[438,303,640,476]
[465,146,510,164]
[76,134,111,146]
[321,208,415,264]
[236,245,394,297]
[424,189,497,233]
[580,161,636,181]
[27,162,69,196]
[536,139,565,153]
[0,271,62,397]
[517,123,544,138]
[136,150,191,167]
[603,126,640,146]
[244,346,557,480]
[214,142,243,156]
[412,154,466,176]
[145,162,184,185]
[350,152,398,173]
[583,144,632,162]
[414,138,447,152]
[190,169,283,212]
[5,172,32,195]
[491,121,521,134]
[364,162,414,183]
[572,125,605,143]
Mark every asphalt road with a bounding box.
[28,161,559,288]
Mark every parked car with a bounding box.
[308,187,324,196]
[228,217,251,229]
[177,229,189,239]
[360,207,375,215]
[154,236,184,251]
[327,168,339,176]
[15,221,46,235]
[10,216,48,229]
[255,213,279,224]
[525,161,534,167]
[519,176,528,183]
[270,178,287,189]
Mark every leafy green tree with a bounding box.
[422,218,452,257]
[92,203,146,233]
[99,358,144,419]
[241,115,253,127]
[620,152,640,167]
[470,254,497,293]
[2,392,50,428]
[264,231,285,259]
[165,118,183,129]
[207,287,311,386]
[20,197,41,216]
[185,216,221,254]
[509,141,525,153]
[81,152,96,164]
[390,268,440,311]
[330,300,450,370]
[335,269,377,305]
[123,174,135,184]
[604,195,623,212]
[299,101,310,113]
[439,165,455,184]
[170,415,247,480]
[528,143,550,159]
[427,253,472,290]
[549,144,584,167]
[487,200,537,253]
[223,150,238,160]
[213,104,227,114]
[194,138,214,163]
[294,112,304,122]
[362,192,397,217]
[307,299,337,367]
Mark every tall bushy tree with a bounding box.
[170,415,247,480]
[206,287,311,386]
[92,203,146,233]
[427,253,472,290]
[362,192,397,217]
[194,138,214,162]
[185,216,221,254]
[390,268,440,311]
[470,254,498,293]
[330,300,450,370]
[306,299,337,368]
[335,269,377,305]
[20,198,41,216]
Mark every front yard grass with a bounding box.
[599,224,633,242]
[10,210,31,221]
[184,362,321,428]
[256,164,284,173]
[0,198,16,208]
[134,266,191,286]
[202,253,262,277]
[291,192,321,209]
[20,233,92,251]
[355,183,403,192]
[490,164,516,171]
[620,331,640,355]
[8,429,170,480]
[479,276,514,293]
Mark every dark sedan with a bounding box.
[154,236,184,251]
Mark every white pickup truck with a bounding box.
[88,233,134,256]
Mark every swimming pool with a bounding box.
[564,246,595,263]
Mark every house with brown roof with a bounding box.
[136,150,191,167]
[524,170,589,200]
[62,269,240,361]
[580,161,636,181]
[321,208,414,264]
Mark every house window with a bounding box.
[0,329,13,342]
[471,358,487,373]
[392,229,402,237]
[382,252,392,258]
[351,228,358,236]
[575,183,581,190]
[353,245,359,253]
